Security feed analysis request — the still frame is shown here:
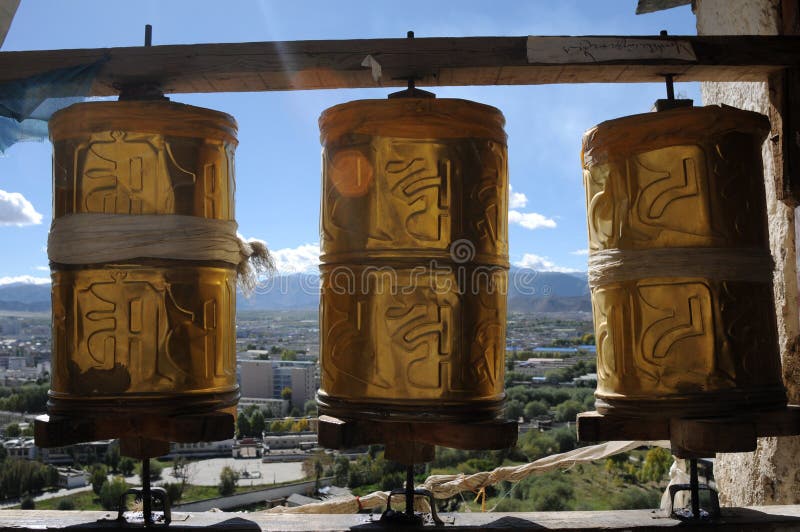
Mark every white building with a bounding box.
[239,397,290,417]
[57,468,89,489]
[263,432,317,451]
[167,439,234,459]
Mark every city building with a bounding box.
[168,439,234,459]
[238,397,290,417]
[514,358,576,377]
[57,468,89,489]
[1,438,113,464]
[239,360,316,410]
[263,432,317,451]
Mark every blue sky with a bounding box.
[0,0,699,284]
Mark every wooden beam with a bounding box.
[0,35,798,95]
[3,507,800,530]
[0,0,19,49]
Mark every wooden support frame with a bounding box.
[577,406,800,458]
[0,35,799,96]
[318,415,517,465]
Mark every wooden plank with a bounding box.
[578,407,800,458]
[3,506,800,530]
[317,415,517,453]
[774,0,800,205]
[34,412,234,448]
[0,0,19,48]
[0,35,798,96]
[577,411,671,442]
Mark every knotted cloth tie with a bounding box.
[47,213,274,294]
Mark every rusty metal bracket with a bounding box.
[380,466,444,527]
[116,458,172,527]
[668,458,720,521]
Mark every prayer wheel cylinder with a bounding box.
[317,98,509,422]
[582,105,787,417]
[47,101,239,421]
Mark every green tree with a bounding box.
[281,387,292,401]
[57,498,75,510]
[291,418,309,432]
[172,456,191,485]
[520,430,559,460]
[333,456,350,486]
[250,410,266,437]
[280,349,297,361]
[99,477,129,511]
[533,482,573,511]
[218,466,239,496]
[611,487,661,509]
[90,464,108,495]
[605,452,635,480]
[505,399,524,420]
[20,495,35,510]
[551,426,578,453]
[523,400,549,419]
[4,423,20,437]
[163,482,184,503]
[554,399,583,422]
[237,413,252,438]
[639,447,672,483]
[105,443,121,473]
[304,400,318,416]
[136,460,163,484]
[0,459,57,499]
[544,368,568,384]
[119,457,135,477]
[303,450,333,485]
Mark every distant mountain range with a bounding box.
[0,268,591,313]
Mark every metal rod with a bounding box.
[406,31,415,92]
[660,30,676,100]
[145,24,152,47]
[405,465,414,517]
[665,74,675,100]
[142,458,152,526]
[689,458,700,519]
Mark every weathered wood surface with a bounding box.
[2,507,800,531]
[577,405,800,457]
[0,35,799,95]
[34,412,234,448]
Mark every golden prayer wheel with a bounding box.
[582,105,786,417]
[317,98,509,422]
[46,101,239,424]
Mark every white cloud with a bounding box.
[0,275,50,286]
[508,185,528,209]
[270,243,320,274]
[0,190,43,226]
[508,210,556,230]
[570,249,589,256]
[34,265,50,272]
[515,253,578,273]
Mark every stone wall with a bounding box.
[695,0,800,506]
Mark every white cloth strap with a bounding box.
[47,213,274,294]
[588,247,773,288]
